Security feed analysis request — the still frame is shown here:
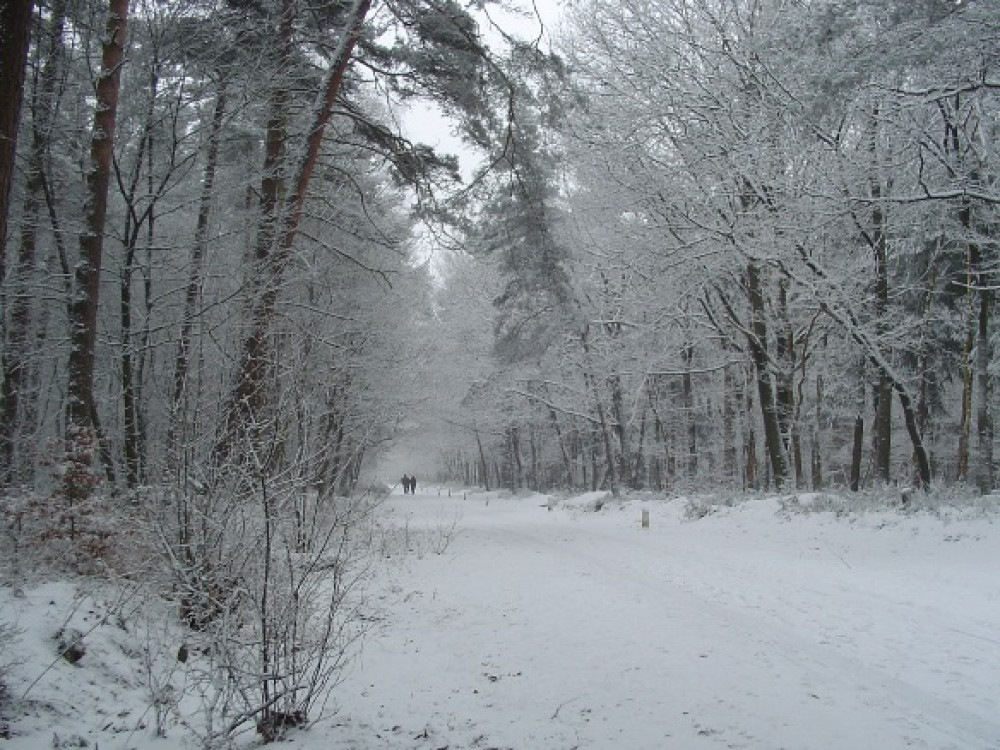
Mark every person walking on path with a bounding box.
[401,474,410,494]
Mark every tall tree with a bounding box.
[1,0,66,484]
[66,0,130,481]
[0,0,34,284]
[212,0,371,466]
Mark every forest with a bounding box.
[1,0,997,505]
[429,0,998,497]
[0,0,997,744]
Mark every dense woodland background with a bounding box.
[3,0,998,504]
[431,0,1000,497]
[0,0,998,743]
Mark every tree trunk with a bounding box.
[120,267,140,486]
[956,256,975,483]
[610,374,630,486]
[529,423,539,490]
[722,365,737,484]
[545,400,574,488]
[682,345,697,479]
[1,0,65,485]
[743,368,757,491]
[592,386,618,496]
[745,262,788,487]
[167,82,227,473]
[895,383,932,488]
[775,279,796,473]
[645,377,666,490]
[850,413,864,491]
[632,409,646,490]
[66,0,128,483]
[850,359,865,492]
[119,60,161,488]
[811,375,823,490]
[213,0,371,466]
[872,191,892,485]
[0,0,34,284]
[874,375,892,484]
[578,324,618,495]
[975,261,994,493]
[813,300,933,490]
[509,424,524,491]
[915,255,938,440]
[0,213,35,483]
[474,427,490,491]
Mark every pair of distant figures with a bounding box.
[401,474,418,494]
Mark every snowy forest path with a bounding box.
[333,491,1000,749]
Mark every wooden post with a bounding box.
[641,507,649,528]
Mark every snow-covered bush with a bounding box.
[1,428,147,577]
[150,465,380,746]
[2,490,125,576]
[683,493,739,520]
[373,507,461,559]
[773,484,1000,518]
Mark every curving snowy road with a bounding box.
[328,490,1000,749]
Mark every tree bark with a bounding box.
[529,422,539,490]
[896,384,932,489]
[682,345,697,479]
[646,379,668,491]
[0,0,34,284]
[743,368,757,491]
[776,280,805,488]
[66,0,128,483]
[1,0,64,485]
[610,374,630,486]
[811,375,823,490]
[591,380,618,496]
[871,188,892,484]
[915,257,938,441]
[975,261,994,493]
[508,424,523,491]
[722,365,737,484]
[632,409,646,490]
[545,399,575,488]
[474,427,490,491]
[745,262,788,487]
[850,413,864,492]
[874,374,892,483]
[580,326,618,496]
[774,278,795,456]
[956,302,974,481]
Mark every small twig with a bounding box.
[551,696,581,720]
[825,544,853,570]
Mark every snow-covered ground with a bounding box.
[3,487,1000,749]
